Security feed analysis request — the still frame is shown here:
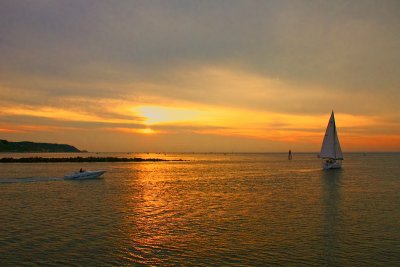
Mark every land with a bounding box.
[0,139,81,153]
[0,157,184,163]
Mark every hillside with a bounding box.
[0,140,81,153]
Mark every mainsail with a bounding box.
[320,111,343,160]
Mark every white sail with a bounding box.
[320,111,343,160]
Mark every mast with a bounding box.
[333,111,336,159]
[333,111,343,160]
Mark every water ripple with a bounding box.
[0,153,399,265]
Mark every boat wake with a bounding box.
[280,168,321,173]
[0,177,63,184]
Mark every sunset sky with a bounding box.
[0,1,399,152]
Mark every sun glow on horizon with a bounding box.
[130,103,395,147]
[1,100,398,151]
[137,106,201,125]
[105,127,158,135]
[139,128,157,134]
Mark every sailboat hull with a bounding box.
[323,161,342,170]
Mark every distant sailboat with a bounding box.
[320,111,343,169]
[288,150,292,160]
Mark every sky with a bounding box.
[0,0,399,152]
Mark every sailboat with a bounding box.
[320,111,343,169]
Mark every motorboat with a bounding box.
[64,170,106,180]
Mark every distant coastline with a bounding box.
[0,139,82,153]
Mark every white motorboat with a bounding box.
[320,111,344,170]
[64,170,106,180]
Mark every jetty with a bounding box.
[0,157,184,163]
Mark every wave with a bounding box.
[279,168,321,173]
[0,177,63,184]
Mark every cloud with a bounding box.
[0,1,399,151]
[1,1,399,90]
[3,62,397,119]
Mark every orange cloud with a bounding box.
[0,127,21,133]
[0,105,141,125]
[342,134,400,152]
[0,124,80,133]
[1,88,398,151]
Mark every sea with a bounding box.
[0,152,399,266]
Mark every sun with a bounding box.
[138,128,157,134]
[136,105,200,124]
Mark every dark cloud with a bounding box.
[1,0,399,89]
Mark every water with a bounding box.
[0,153,399,266]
